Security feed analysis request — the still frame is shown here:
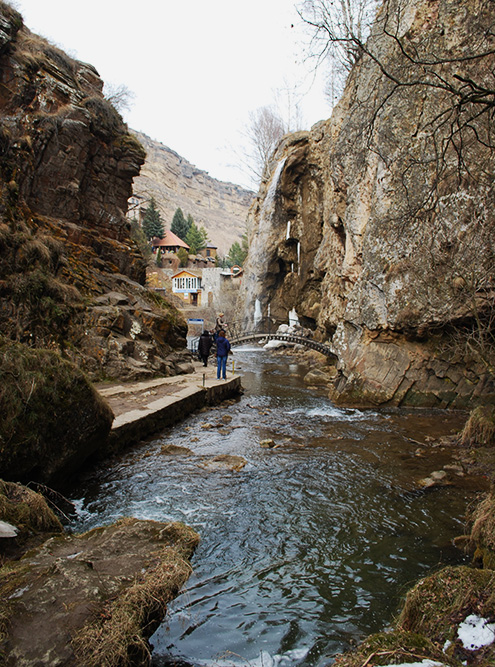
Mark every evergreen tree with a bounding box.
[171,208,191,240]
[177,247,189,267]
[186,213,194,236]
[185,222,208,254]
[141,197,164,239]
[226,233,249,266]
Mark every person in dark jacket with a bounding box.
[198,330,213,367]
[216,329,231,380]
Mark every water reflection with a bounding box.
[71,347,475,667]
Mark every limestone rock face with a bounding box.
[240,0,495,408]
[0,6,189,380]
[132,131,254,254]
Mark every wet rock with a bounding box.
[221,414,233,424]
[160,444,193,456]
[199,455,247,472]
[418,469,450,488]
[260,439,276,448]
[303,367,338,386]
[200,422,214,429]
[0,518,199,666]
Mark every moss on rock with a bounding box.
[398,565,495,663]
[0,339,113,485]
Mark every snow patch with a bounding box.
[457,614,495,651]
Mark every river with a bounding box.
[70,346,478,667]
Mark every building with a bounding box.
[199,242,218,260]
[171,270,202,306]
[151,231,189,254]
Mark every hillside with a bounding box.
[131,130,254,255]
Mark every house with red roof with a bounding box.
[151,231,189,254]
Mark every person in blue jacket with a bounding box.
[216,329,231,380]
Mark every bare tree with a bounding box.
[103,82,135,114]
[238,106,286,186]
[298,0,380,100]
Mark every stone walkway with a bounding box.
[95,361,242,453]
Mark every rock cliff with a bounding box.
[0,2,189,380]
[131,131,254,254]
[240,0,495,408]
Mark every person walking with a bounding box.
[197,330,213,367]
[216,329,231,380]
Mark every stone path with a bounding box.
[95,361,242,453]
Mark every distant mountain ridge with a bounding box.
[131,131,254,255]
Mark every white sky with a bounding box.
[15,0,331,189]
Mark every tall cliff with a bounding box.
[0,2,189,380]
[240,0,495,408]
[131,131,254,255]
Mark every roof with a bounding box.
[171,270,202,279]
[206,242,217,249]
[151,231,189,249]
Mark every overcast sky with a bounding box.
[15,0,331,189]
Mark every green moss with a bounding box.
[0,339,113,483]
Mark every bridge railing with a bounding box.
[228,331,337,358]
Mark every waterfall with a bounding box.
[254,299,262,327]
[286,220,291,240]
[239,158,287,329]
[297,241,301,275]
[288,308,299,326]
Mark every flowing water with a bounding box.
[70,347,480,667]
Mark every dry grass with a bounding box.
[460,405,495,447]
[398,565,495,643]
[0,480,62,533]
[71,548,195,666]
[470,488,495,567]
[332,630,451,667]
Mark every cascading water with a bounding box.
[288,308,299,326]
[286,220,291,240]
[254,298,262,328]
[239,158,287,330]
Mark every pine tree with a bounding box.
[226,233,248,266]
[171,208,190,240]
[185,222,208,254]
[141,197,164,239]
